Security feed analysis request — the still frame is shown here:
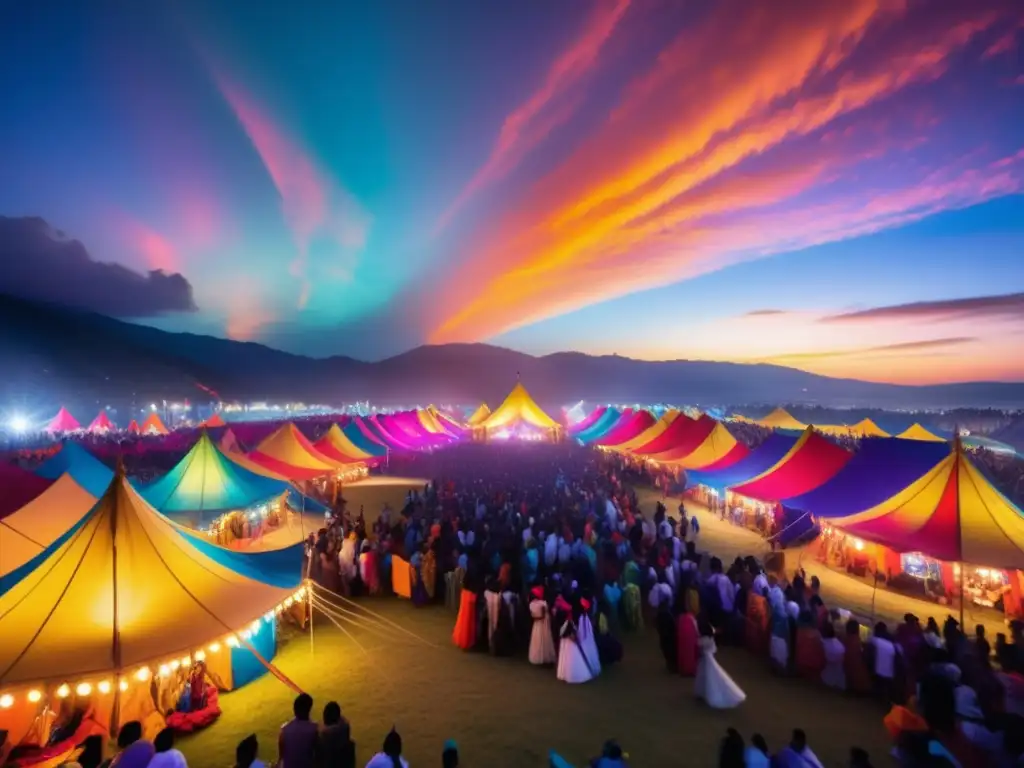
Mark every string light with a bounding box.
[98,681,111,694]
[119,680,129,692]
[135,667,151,682]
[76,683,92,696]
[227,635,240,648]
[250,620,261,633]
[27,689,42,703]
[158,664,171,677]
[194,650,206,662]
[0,694,13,709]
[208,642,221,653]
[56,684,70,698]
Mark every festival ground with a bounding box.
[177,481,895,767]
[633,488,1011,639]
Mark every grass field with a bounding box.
[177,480,894,767]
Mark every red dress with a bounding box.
[676,613,699,676]
[452,591,478,650]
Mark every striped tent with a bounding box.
[729,428,853,503]
[314,424,374,464]
[248,423,341,480]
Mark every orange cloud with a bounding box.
[429,0,1021,344]
[434,0,631,234]
[213,70,370,308]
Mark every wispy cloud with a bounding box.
[760,336,978,363]
[822,293,1024,323]
[110,213,181,273]
[211,69,370,311]
[428,0,1023,344]
[433,0,632,234]
[743,309,789,317]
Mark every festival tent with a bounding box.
[729,427,853,503]
[44,407,80,433]
[0,474,302,748]
[612,410,679,453]
[87,410,115,433]
[201,413,226,428]
[352,416,394,450]
[638,415,719,461]
[685,432,800,494]
[784,438,953,519]
[428,406,467,438]
[416,406,455,438]
[126,419,141,434]
[467,403,491,426]
[140,412,169,435]
[476,381,562,438]
[314,424,375,464]
[757,408,807,431]
[34,442,114,498]
[341,422,388,458]
[248,423,343,480]
[669,421,749,470]
[0,464,55,521]
[0,474,97,593]
[897,423,946,442]
[824,442,1024,569]
[568,406,606,434]
[137,433,292,521]
[220,427,242,454]
[594,410,656,447]
[850,418,890,438]
[389,411,447,446]
[370,414,419,450]
[574,408,623,444]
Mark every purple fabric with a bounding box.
[0,464,54,520]
[785,438,951,517]
[687,432,798,491]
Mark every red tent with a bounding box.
[140,412,169,435]
[201,413,226,428]
[729,427,853,502]
[126,419,141,434]
[44,407,80,433]
[596,410,656,447]
[88,411,115,433]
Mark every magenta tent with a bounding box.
[44,407,80,433]
[0,464,55,520]
[595,410,656,447]
[569,406,607,435]
[370,414,417,450]
[87,410,115,433]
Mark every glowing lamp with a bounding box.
[135,667,151,682]
[119,680,129,692]
[853,539,865,551]
[76,683,92,697]
[226,635,240,648]
[295,587,306,600]
[158,664,171,677]
[0,694,13,709]
[194,650,206,662]
[27,689,42,703]
[241,629,252,641]
[208,642,222,653]
[56,684,70,698]
[250,620,261,633]
[97,681,111,695]
[284,597,294,608]
[170,659,181,671]
[180,656,191,667]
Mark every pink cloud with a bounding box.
[109,212,181,273]
[434,0,631,234]
[212,70,370,308]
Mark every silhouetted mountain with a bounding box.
[1,293,1023,414]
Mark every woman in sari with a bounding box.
[842,618,873,694]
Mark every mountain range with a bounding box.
[1,293,1023,413]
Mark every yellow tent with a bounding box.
[615,410,679,453]
[850,418,890,438]
[897,423,946,442]
[315,423,373,462]
[0,475,298,691]
[249,423,342,479]
[1,474,97,582]
[758,408,807,431]
[467,403,491,426]
[477,381,561,437]
[667,422,742,469]
[417,406,452,436]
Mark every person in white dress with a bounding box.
[556,618,595,684]
[528,587,557,665]
[821,622,846,690]
[576,598,602,677]
[694,630,746,709]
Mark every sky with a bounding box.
[1,0,1023,385]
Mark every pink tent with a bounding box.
[88,410,115,433]
[0,464,55,520]
[45,407,80,433]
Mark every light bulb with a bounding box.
[241,629,252,641]
[119,680,129,692]
[194,650,206,662]
[97,681,111,694]
[0,694,13,708]
[135,667,150,682]
[181,656,191,667]
[208,642,221,653]
[158,664,171,677]
[226,635,239,648]
[169,660,180,671]
[56,684,70,698]
[27,689,42,703]
[250,620,261,633]
[76,683,92,696]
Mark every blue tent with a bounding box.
[342,421,388,457]
[576,408,621,444]
[686,432,799,494]
[34,441,114,497]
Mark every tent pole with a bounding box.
[869,569,878,626]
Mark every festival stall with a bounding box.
[86,411,115,434]
[340,421,388,458]
[592,410,656,447]
[137,433,324,543]
[0,475,304,764]
[724,428,853,543]
[467,403,491,426]
[313,424,376,465]
[140,412,170,436]
[369,414,419,450]
[574,408,625,444]
[607,409,679,453]
[641,415,719,462]
[683,432,800,509]
[669,421,749,471]
[473,381,562,442]
[248,423,355,483]
[43,407,80,434]
[568,405,607,435]
[817,439,1024,617]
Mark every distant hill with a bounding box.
[1,293,1023,413]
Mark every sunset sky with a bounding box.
[1,0,1022,384]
